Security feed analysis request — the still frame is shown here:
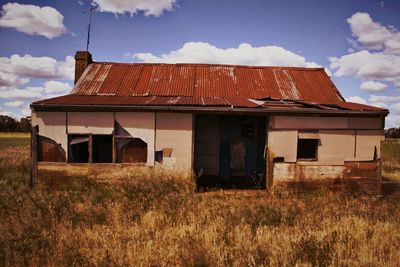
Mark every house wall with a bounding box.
[32,111,68,153]
[268,115,384,183]
[155,112,193,171]
[32,111,384,186]
[268,130,298,163]
[271,116,382,130]
[115,112,155,166]
[67,112,114,134]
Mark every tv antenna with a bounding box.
[82,5,98,52]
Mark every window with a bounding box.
[68,135,89,163]
[116,138,147,163]
[115,122,148,163]
[297,139,318,160]
[92,135,113,163]
[67,122,149,164]
[38,135,66,162]
[68,134,113,163]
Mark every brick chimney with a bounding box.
[74,51,92,84]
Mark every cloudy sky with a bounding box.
[0,0,399,127]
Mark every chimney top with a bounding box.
[74,51,93,84]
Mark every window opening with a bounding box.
[68,135,89,163]
[37,135,66,162]
[297,139,318,160]
[92,135,113,163]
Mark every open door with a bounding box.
[194,114,267,190]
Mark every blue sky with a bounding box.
[0,0,399,127]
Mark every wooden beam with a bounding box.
[31,125,38,187]
[112,112,116,163]
[89,134,93,163]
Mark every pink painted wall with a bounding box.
[155,112,193,171]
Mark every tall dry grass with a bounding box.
[382,139,400,181]
[1,140,400,266]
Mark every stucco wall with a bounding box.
[268,128,384,167]
[268,130,298,163]
[318,130,355,164]
[32,111,67,152]
[355,130,384,161]
[115,112,155,166]
[155,112,193,171]
[67,112,114,134]
[271,116,382,130]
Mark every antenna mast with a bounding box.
[83,5,98,52]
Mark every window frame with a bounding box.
[297,131,319,161]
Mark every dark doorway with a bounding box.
[92,135,113,163]
[194,114,267,190]
[68,135,89,163]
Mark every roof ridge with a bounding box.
[91,61,325,71]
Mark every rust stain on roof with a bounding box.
[40,62,387,113]
[32,95,387,113]
[71,63,345,103]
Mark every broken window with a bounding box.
[37,135,66,162]
[67,122,149,164]
[297,139,318,160]
[92,135,113,163]
[68,135,89,163]
[115,122,147,163]
[116,138,147,163]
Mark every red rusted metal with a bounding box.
[37,62,387,113]
[32,94,387,113]
[70,63,347,102]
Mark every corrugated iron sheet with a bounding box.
[44,62,387,113]
[325,101,385,111]
[33,95,387,112]
[70,63,346,103]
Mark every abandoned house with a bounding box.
[30,51,388,189]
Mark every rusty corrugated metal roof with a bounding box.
[33,95,259,108]
[32,95,387,113]
[71,63,345,103]
[40,62,388,114]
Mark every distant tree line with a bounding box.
[385,127,400,138]
[0,115,31,132]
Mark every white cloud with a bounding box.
[368,95,400,128]
[93,0,177,17]
[347,12,391,51]
[329,50,400,88]
[43,80,72,94]
[369,95,400,104]
[0,54,74,118]
[332,12,400,128]
[360,81,388,92]
[0,86,43,99]
[133,42,323,69]
[0,54,74,81]
[0,2,67,39]
[346,96,368,105]
[345,95,400,128]
[4,100,24,108]
[0,71,28,86]
[347,12,400,54]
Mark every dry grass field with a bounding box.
[1,133,400,266]
[382,139,400,181]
